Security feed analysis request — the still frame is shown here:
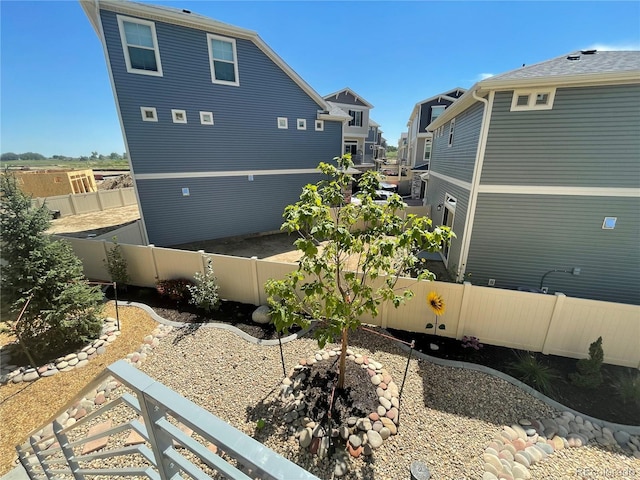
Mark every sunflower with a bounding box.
[427,291,445,316]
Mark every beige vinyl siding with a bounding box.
[481,84,640,187]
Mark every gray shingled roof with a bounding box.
[325,101,353,119]
[487,51,640,82]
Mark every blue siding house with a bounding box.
[425,51,640,305]
[81,0,347,246]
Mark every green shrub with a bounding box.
[103,237,129,290]
[611,371,640,407]
[508,351,558,395]
[569,336,604,389]
[1,172,103,361]
[156,278,193,302]
[188,258,221,312]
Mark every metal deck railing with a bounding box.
[16,360,319,480]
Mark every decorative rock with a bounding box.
[356,418,372,432]
[484,463,500,477]
[377,405,387,417]
[379,397,392,410]
[41,369,58,377]
[410,460,431,480]
[348,443,363,458]
[386,407,398,420]
[318,436,330,459]
[56,361,69,370]
[251,305,271,324]
[76,360,89,368]
[349,434,362,448]
[372,421,383,432]
[312,425,324,438]
[367,430,383,449]
[96,347,106,355]
[380,427,391,440]
[512,463,531,479]
[512,438,526,451]
[369,412,379,422]
[614,430,631,445]
[334,458,348,477]
[482,473,498,480]
[23,371,39,382]
[371,375,381,386]
[299,428,313,448]
[380,417,397,435]
[514,452,530,468]
[483,453,503,473]
[339,426,349,440]
[347,417,357,427]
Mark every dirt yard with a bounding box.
[47,205,453,281]
[46,204,140,238]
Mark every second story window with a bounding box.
[431,105,446,122]
[117,16,163,76]
[348,110,363,127]
[424,140,432,161]
[448,119,455,147]
[207,34,239,86]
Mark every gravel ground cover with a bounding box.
[138,326,639,479]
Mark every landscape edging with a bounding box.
[116,300,312,346]
[389,331,640,434]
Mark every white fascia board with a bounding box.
[427,85,483,131]
[323,88,374,108]
[417,132,432,138]
[480,70,640,90]
[135,169,322,180]
[318,113,350,122]
[344,133,369,139]
[428,170,472,191]
[96,0,330,110]
[79,0,101,33]
[477,185,640,197]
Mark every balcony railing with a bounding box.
[16,360,320,480]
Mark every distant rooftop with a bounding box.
[487,50,640,82]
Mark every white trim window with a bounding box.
[423,140,432,161]
[277,117,288,129]
[448,119,455,147]
[200,111,214,125]
[207,34,239,86]
[117,16,163,76]
[171,109,187,124]
[140,106,158,122]
[510,88,557,111]
[431,105,446,122]
[348,110,363,127]
[602,217,617,229]
[297,118,307,130]
[315,120,324,131]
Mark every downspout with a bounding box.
[456,89,495,281]
[93,0,151,245]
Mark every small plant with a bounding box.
[425,291,446,333]
[461,335,483,350]
[569,336,604,389]
[256,418,266,431]
[156,278,193,302]
[611,371,640,407]
[188,258,221,312]
[103,237,129,291]
[508,351,558,395]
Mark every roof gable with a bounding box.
[323,88,374,108]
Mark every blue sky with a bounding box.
[2,1,639,157]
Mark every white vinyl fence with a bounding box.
[32,188,137,217]
[58,236,640,368]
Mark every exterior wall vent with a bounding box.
[567,54,581,61]
[580,49,597,55]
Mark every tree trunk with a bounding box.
[338,327,348,389]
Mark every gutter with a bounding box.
[456,89,494,281]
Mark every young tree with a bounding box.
[0,173,104,361]
[266,155,453,388]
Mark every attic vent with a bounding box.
[567,54,581,61]
[580,49,597,55]
[182,9,191,13]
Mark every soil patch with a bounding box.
[107,286,300,341]
[303,359,380,426]
[388,329,640,425]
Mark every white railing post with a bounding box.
[53,420,84,480]
[198,250,207,275]
[148,244,159,282]
[68,194,78,215]
[251,256,261,305]
[542,292,566,355]
[95,190,104,212]
[137,393,180,480]
[455,281,473,339]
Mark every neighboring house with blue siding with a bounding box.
[424,50,640,305]
[323,88,379,167]
[81,0,348,246]
[405,88,466,170]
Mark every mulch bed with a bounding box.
[106,286,300,341]
[388,329,640,426]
